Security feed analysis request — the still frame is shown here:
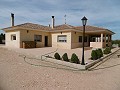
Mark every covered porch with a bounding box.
[88,33,112,48]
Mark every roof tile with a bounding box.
[2,23,114,34]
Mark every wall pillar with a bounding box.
[109,35,112,46]
[104,34,106,47]
[101,33,103,48]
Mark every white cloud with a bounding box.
[0,0,120,39]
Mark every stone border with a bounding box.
[43,48,120,70]
[46,58,86,70]
[85,48,120,69]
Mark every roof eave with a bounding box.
[3,27,51,32]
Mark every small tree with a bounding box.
[91,50,98,60]
[70,53,80,64]
[54,52,61,60]
[62,53,69,62]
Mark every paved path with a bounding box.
[0,47,120,90]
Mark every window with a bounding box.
[79,36,82,42]
[92,37,96,42]
[34,35,42,42]
[79,36,87,42]
[57,35,67,42]
[11,34,16,40]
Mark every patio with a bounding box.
[0,45,92,63]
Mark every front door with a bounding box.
[45,36,48,47]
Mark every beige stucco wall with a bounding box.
[20,30,51,48]
[5,29,113,49]
[90,42,102,48]
[5,30,20,48]
[71,31,89,49]
[51,32,71,49]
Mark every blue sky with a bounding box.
[0,0,120,40]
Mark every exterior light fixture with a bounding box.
[81,16,88,65]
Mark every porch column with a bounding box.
[109,35,112,46]
[101,33,103,48]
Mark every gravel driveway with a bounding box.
[0,47,120,90]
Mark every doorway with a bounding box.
[45,36,48,47]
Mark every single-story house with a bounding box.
[3,16,115,49]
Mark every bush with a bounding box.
[62,53,69,62]
[98,49,103,57]
[118,43,120,47]
[70,53,80,64]
[103,47,111,54]
[96,49,101,59]
[91,50,98,60]
[54,52,61,60]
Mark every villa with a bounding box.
[3,15,115,49]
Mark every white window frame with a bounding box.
[57,35,67,42]
[11,34,16,40]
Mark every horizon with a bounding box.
[0,0,120,40]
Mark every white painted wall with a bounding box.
[51,32,71,49]
[5,30,20,48]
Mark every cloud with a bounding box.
[0,0,120,39]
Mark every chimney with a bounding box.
[52,16,55,29]
[11,13,14,26]
[48,24,50,27]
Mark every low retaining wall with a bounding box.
[46,58,86,70]
[42,48,120,70]
[85,48,120,69]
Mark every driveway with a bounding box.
[0,47,120,90]
[1,46,92,63]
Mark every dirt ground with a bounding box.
[0,47,120,90]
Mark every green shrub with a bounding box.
[54,52,61,60]
[91,50,98,60]
[103,47,111,54]
[96,49,101,59]
[103,49,108,54]
[98,49,103,57]
[118,43,120,47]
[62,53,69,62]
[70,53,80,64]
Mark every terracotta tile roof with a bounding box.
[3,23,114,34]
[53,24,74,30]
[74,25,115,34]
[74,25,108,31]
[3,23,74,31]
[3,23,51,30]
[53,25,110,32]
